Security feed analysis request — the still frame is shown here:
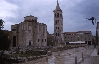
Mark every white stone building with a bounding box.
[63,31,92,45]
[11,15,47,47]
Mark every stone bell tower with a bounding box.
[53,0,63,44]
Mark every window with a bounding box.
[58,33,59,36]
[38,39,39,42]
[29,41,31,46]
[58,27,59,30]
[56,27,57,29]
[42,39,43,42]
[56,33,57,36]
[57,13,59,17]
[45,39,46,42]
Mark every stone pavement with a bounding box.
[22,46,94,64]
[48,46,94,64]
[80,46,99,64]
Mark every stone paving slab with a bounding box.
[22,46,94,64]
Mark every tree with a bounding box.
[0,19,10,50]
[0,19,4,30]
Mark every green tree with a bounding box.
[0,19,10,50]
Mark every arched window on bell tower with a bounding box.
[56,33,57,36]
[57,13,59,17]
[58,33,59,36]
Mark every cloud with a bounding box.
[0,0,19,18]
[0,0,19,30]
[1,0,99,36]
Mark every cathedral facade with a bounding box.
[11,15,47,47]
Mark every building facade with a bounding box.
[53,0,64,44]
[96,22,99,45]
[63,31,92,45]
[11,15,47,47]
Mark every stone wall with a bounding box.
[11,15,47,48]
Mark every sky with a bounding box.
[0,0,99,35]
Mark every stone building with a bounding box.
[63,31,92,45]
[47,33,55,46]
[53,0,64,44]
[11,15,47,47]
[96,22,99,45]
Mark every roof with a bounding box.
[63,32,77,34]
[77,31,91,33]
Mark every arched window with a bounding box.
[56,27,57,29]
[38,39,39,42]
[58,33,59,36]
[42,39,43,42]
[45,39,46,42]
[57,13,59,17]
[58,27,59,30]
[29,41,31,46]
[56,33,57,36]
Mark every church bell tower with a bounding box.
[53,0,63,44]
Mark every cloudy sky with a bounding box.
[0,0,99,35]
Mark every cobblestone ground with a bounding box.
[22,46,94,64]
